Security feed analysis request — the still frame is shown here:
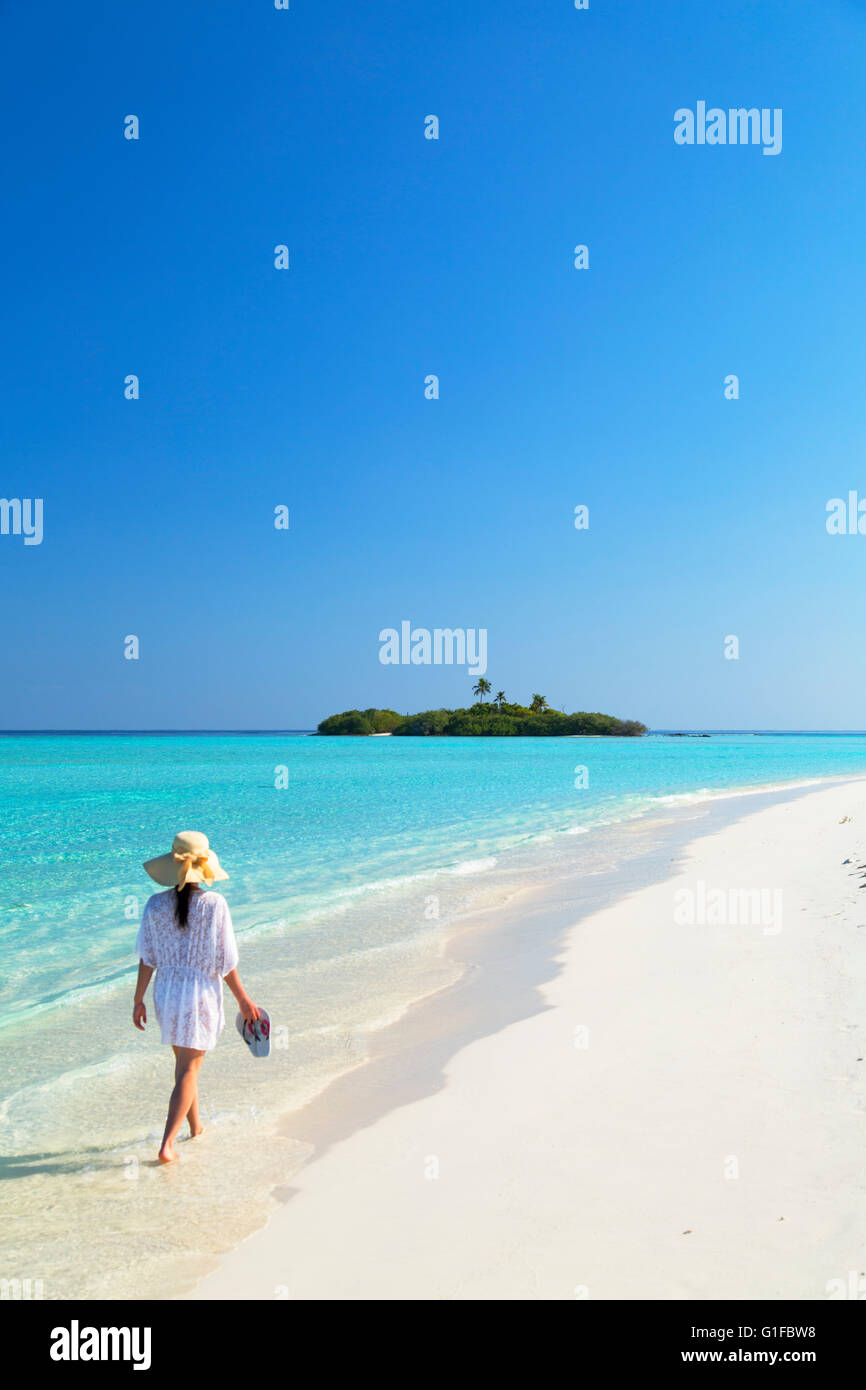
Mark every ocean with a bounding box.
[2,730,866,1298]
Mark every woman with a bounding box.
[132,831,260,1163]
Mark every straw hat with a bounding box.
[143,831,229,888]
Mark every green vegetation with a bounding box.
[316,707,404,735]
[317,690,646,737]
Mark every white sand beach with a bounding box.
[193,780,866,1301]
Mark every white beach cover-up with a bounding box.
[136,889,239,1050]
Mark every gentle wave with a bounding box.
[449,856,498,875]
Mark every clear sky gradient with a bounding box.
[2,0,866,730]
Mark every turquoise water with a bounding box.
[3,731,866,1024]
[2,730,866,1299]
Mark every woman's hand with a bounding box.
[223,970,260,1023]
[240,996,261,1024]
[133,1001,147,1031]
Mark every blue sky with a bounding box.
[2,0,866,730]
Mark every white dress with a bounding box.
[136,889,239,1050]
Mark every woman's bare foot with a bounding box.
[158,1143,176,1163]
[189,1123,204,1138]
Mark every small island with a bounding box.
[317,685,646,737]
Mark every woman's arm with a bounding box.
[133,960,154,1030]
[223,967,260,1023]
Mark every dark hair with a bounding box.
[174,882,195,927]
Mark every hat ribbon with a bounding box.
[173,851,215,885]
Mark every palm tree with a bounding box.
[495,690,506,708]
[473,678,492,702]
[530,693,548,712]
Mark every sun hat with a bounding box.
[143,831,229,888]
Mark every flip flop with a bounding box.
[235,1007,271,1058]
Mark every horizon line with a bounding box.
[4,728,866,737]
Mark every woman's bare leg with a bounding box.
[175,1047,204,1137]
[159,1047,205,1161]
[187,1083,203,1138]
